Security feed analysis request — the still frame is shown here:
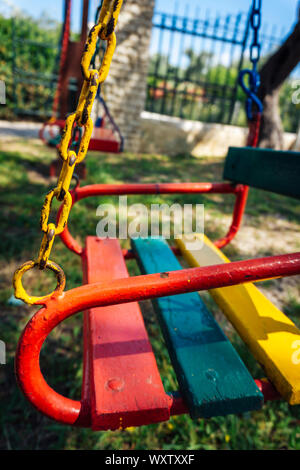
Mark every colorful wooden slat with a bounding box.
[132,237,263,419]
[223,146,300,199]
[177,234,300,405]
[82,237,170,431]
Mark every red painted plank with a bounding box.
[82,237,170,430]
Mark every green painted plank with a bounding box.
[223,146,300,199]
[131,237,263,419]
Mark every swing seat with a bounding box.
[41,119,121,156]
[15,146,300,428]
[16,233,282,429]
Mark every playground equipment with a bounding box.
[39,0,123,177]
[13,0,300,430]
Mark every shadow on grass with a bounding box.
[1,146,300,449]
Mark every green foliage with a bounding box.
[0,13,60,119]
[147,51,298,132]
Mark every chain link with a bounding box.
[238,0,263,121]
[13,0,124,305]
[249,0,262,74]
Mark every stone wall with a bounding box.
[140,112,297,157]
[102,0,155,153]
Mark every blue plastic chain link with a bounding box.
[238,0,263,120]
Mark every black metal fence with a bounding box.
[1,8,299,133]
[0,16,64,120]
[146,8,299,132]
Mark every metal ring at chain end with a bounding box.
[13,260,66,305]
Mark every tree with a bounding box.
[184,49,212,80]
[257,4,300,149]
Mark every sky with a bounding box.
[1,0,299,37]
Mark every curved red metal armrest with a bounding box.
[15,253,300,427]
[58,182,247,255]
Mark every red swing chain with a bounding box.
[39,0,72,144]
[215,0,263,249]
[51,0,72,120]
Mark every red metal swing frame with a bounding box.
[15,0,300,429]
[16,113,300,430]
[15,176,300,428]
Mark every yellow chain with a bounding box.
[13,0,123,305]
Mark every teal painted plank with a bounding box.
[223,146,300,199]
[131,238,263,419]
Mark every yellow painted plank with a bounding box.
[176,234,300,405]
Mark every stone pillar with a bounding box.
[103,0,155,153]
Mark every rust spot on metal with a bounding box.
[81,90,94,125]
[47,229,55,242]
[160,272,169,279]
[91,74,98,87]
[38,259,46,270]
[80,64,85,78]
[113,0,120,12]
[99,26,105,38]
[106,17,115,36]
[57,189,66,201]
[61,127,67,139]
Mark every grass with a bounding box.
[0,138,300,450]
